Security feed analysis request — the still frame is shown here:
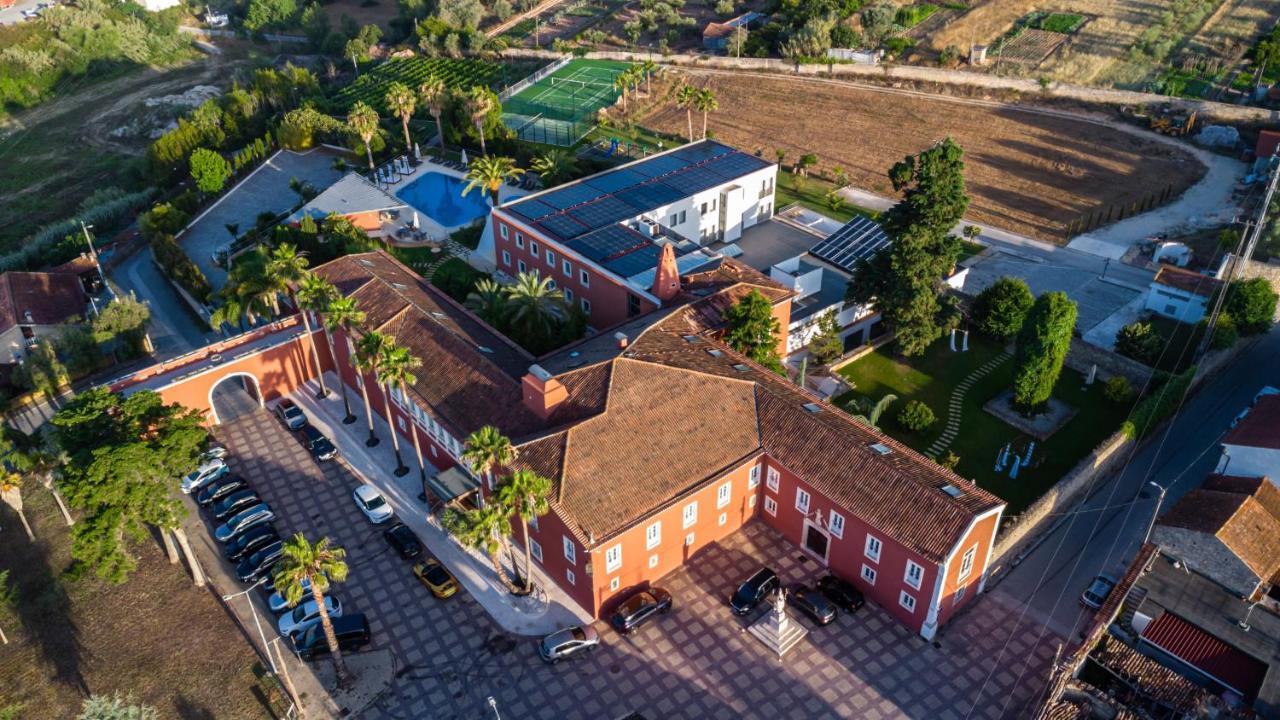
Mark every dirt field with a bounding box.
[0,489,274,719]
[641,71,1206,240]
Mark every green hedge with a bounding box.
[151,234,213,304]
[1121,365,1196,439]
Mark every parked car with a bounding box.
[293,613,370,660]
[215,503,275,542]
[730,568,779,615]
[275,399,307,430]
[278,596,343,638]
[223,524,278,562]
[817,574,865,613]
[1255,386,1279,404]
[236,540,285,583]
[1080,573,1118,610]
[352,485,393,524]
[787,583,838,626]
[538,625,601,664]
[412,559,458,599]
[181,458,229,494]
[195,474,247,507]
[201,445,229,463]
[211,489,261,521]
[268,576,318,613]
[609,588,672,635]
[383,523,422,559]
[297,425,337,462]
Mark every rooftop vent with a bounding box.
[391,282,408,290]
[358,259,375,267]
[802,402,822,413]
[732,363,749,372]
[868,443,892,455]
[614,331,629,349]
[431,311,447,320]
[682,335,701,343]
[22,310,32,323]
[940,484,964,498]
[476,346,493,354]
[527,363,552,381]
[706,348,724,357]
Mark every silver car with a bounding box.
[538,625,601,664]
[215,503,275,542]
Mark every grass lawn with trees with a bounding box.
[834,335,1127,512]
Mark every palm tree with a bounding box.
[465,278,507,326]
[377,344,420,478]
[347,101,380,171]
[529,150,575,187]
[695,88,718,139]
[323,296,366,424]
[419,77,448,153]
[626,66,643,101]
[296,273,337,399]
[464,86,496,155]
[462,425,517,489]
[273,534,351,688]
[495,469,551,593]
[442,505,519,592]
[0,471,33,541]
[852,393,898,428]
[354,331,391,447]
[265,243,308,317]
[640,60,657,96]
[10,437,72,526]
[462,156,524,206]
[676,85,697,143]
[384,81,416,154]
[614,72,630,112]
[503,272,565,344]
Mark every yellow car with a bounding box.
[413,558,459,599]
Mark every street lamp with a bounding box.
[1239,601,1259,632]
[487,696,501,720]
[1142,481,1167,546]
[222,577,277,673]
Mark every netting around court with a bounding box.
[501,59,632,147]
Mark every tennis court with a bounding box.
[502,59,633,146]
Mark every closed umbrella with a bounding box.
[412,211,420,230]
[460,149,468,167]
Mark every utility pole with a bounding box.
[80,221,107,293]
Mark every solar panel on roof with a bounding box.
[538,183,601,210]
[508,198,559,221]
[566,195,638,231]
[809,216,891,273]
[614,182,685,210]
[702,152,768,180]
[603,243,660,277]
[661,166,722,195]
[583,168,645,194]
[568,225,648,263]
[672,142,733,162]
[538,214,590,240]
[633,155,689,177]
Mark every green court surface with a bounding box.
[503,59,634,146]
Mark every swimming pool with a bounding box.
[396,171,491,228]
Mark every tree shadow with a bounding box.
[171,693,218,720]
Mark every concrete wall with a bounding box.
[1066,336,1154,387]
[1150,526,1261,598]
[1218,444,1280,480]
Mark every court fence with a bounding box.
[499,54,572,101]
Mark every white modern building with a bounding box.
[1218,394,1280,481]
[1145,265,1221,323]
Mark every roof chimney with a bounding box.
[651,243,680,301]
[522,364,568,420]
[613,331,628,348]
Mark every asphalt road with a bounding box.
[990,327,1280,650]
[111,245,217,358]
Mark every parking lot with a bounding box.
[199,408,1057,719]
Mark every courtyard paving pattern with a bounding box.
[214,409,1059,720]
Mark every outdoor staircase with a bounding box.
[925,351,1012,459]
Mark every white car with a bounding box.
[215,503,275,542]
[268,577,315,613]
[201,445,229,462]
[181,458,229,494]
[278,596,342,638]
[353,485,393,524]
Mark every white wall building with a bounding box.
[1145,265,1221,324]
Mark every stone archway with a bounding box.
[208,372,263,425]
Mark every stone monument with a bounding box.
[747,587,808,658]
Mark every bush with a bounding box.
[431,257,491,303]
[973,276,1033,340]
[189,148,232,194]
[1203,313,1238,350]
[150,234,213,304]
[897,400,936,432]
[939,450,960,470]
[139,203,191,242]
[1013,292,1077,411]
[1114,321,1162,365]
[1103,375,1132,404]
[1222,277,1278,335]
[1122,365,1195,439]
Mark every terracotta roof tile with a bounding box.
[1222,394,1280,449]
[1089,635,1206,713]
[1159,487,1280,580]
[0,271,87,333]
[1152,265,1221,298]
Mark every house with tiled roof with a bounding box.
[1218,395,1280,481]
[1145,265,1222,323]
[0,270,89,364]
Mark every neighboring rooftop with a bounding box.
[290,172,406,221]
[1152,265,1221,298]
[0,271,87,333]
[809,215,891,274]
[708,219,825,273]
[703,11,766,38]
[1222,394,1280,449]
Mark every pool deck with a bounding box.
[374,157,528,247]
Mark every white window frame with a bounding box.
[605,544,622,573]
[610,577,620,591]
[828,510,845,540]
[580,269,590,287]
[748,465,760,489]
[501,251,511,266]
[716,480,732,509]
[515,233,524,248]
[861,564,877,585]
[529,240,539,258]
[563,536,577,565]
[685,531,695,546]
[954,584,967,605]
[899,591,917,613]
[499,225,508,239]
[748,495,756,508]
[766,467,780,492]
[795,487,810,513]
[648,554,659,569]
[682,500,698,529]
[581,298,591,314]
[563,259,572,276]
[718,512,727,526]
[530,539,543,563]
[528,515,539,531]
[959,545,977,581]
[518,259,526,274]
[865,534,882,563]
[566,568,575,585]
[546,249,555,267]
[764,496,777,516]
[645,520,661,550]
[904,560,924,590]
[564,288,573,302]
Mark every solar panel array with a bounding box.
[809,216,891,273]
[568,224,649,263]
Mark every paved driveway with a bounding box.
[213,409,1056,720]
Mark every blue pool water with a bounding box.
[396,172,492,227]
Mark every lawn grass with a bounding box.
[895,3,941,27]
[1033,12,1086,34]
[1145,314,1205,372]
[775,171,881,224]
[835,335,1127,512]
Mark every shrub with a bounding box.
[138,203,191,242]
[1013,292,1077,411]
[939,450,960,470]
[189,148,232,194]
[431,257,491,303]
[1103,375,1132,404]
[150,234,213,304]
[1114,321,1162,365]
[1203,313,1238,350]
[1122,365,1195,439]
[806,312,844,365]
[973,276,1033,340]
[1222,277,1278,335]
[897,400,936,432]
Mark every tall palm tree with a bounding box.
[695,88,718,139]
[676,84,697,143]
[529,150,575,187]
[323,296,366,424]
[273,534,351,688]
[496,469,551,593]
[346,101,380,172]
[614,72,630,112]
[10,436,72,526]
[378,344,421,479]
[0,471,33,541]
[354,331,391,447]
[641,60,657,96]
[419,77,448,153]
[464,278,507,326]
[384,81,417,154]
[442,505,518,592]
[852,393,898,428]
[626,66,643,101]
[503,272,565,344]
[462,425,517,489]
[295,272,337,399]
[211,295,252,334]
[462,156,524,206]
[265,243,308,317]
[464,86,496,155]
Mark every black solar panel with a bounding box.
[661,166,722,195]
[537,183,601,210]
[614,182,685,209]
[568,225,648,263]
[566,195,640,231]
[809,216,891,273]
[538,214,590,240]
[508,198,559,221]
[632,154,688,178]
[672,142,732,163]
[583,168,645,194]
[703,152,769,181]
[603,243,660,278]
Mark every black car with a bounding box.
[817,574,865,613]
[294,613,371,660]
[788,583,837,626]
[730,567,779,615]
[609,587,672,635]
[212,489,261,521]
[236,540,285,583]
[223,524,278,562]
[196,474,247,507]
[297,424,337,462]
[383,522,422,559]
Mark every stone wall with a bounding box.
[1066,337,1154,387]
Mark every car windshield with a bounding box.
[425,566,450,584]
[365,495,385,509]
[570,627,586,641]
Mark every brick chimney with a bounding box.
[651,243,680,301]
[521,364,567,419]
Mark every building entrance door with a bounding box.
[803,522,829,563]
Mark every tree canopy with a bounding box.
[723,289,784,372]
[1012,292,1077,412]
[1221,277,1278,335]
[189,148,232,195]
[972,276,1033,340]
